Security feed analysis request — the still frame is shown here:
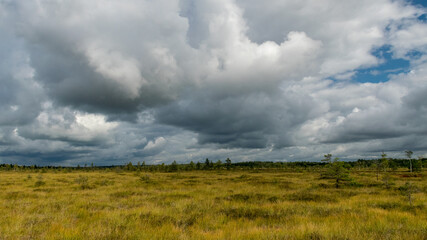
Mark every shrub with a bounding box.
[222,207,276,220]
[286,191,337,202]
[139,174,151,183]
[398,182,419,207]
[304,232,325,240]
[97,179,115,186]
[110,191,136,199]
[224,193,279,203]
[75,175,94,189]
[34,175,45,187]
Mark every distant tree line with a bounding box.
[0,156,425,172]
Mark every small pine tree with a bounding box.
[160,163,165,172]
[215,160,222,169]
[189,161,195,170]
[126,162,134,171]
[405,150,413,172]
[321,158,350,188]
[355,160,365,172]
[382,172,393,189]
[170,161,178,172]
[225,158,232,170]
[389,160,398,172]
[204,158,211,170]
[322,154,332,164]
[380,152,389,171]
[413,156,423,172]
[398,182,418,207]
[376,152,389,180]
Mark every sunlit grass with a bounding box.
[0,169,426,239]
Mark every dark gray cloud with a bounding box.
[156,86,319,148]
[0,28,43,127]
[7,0,193,120]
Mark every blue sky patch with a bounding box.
[411,0,427,8]
[351,45,411,83]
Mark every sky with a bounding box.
[0,0,427,166]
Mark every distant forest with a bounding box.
[1,157,425,172]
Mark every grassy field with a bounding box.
[0,169,426,239]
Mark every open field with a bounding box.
[0,169,426,239]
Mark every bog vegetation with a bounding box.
[0,156,426,239]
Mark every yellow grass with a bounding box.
[0,169,426,239]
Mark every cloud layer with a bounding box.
[0,0,427,165]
